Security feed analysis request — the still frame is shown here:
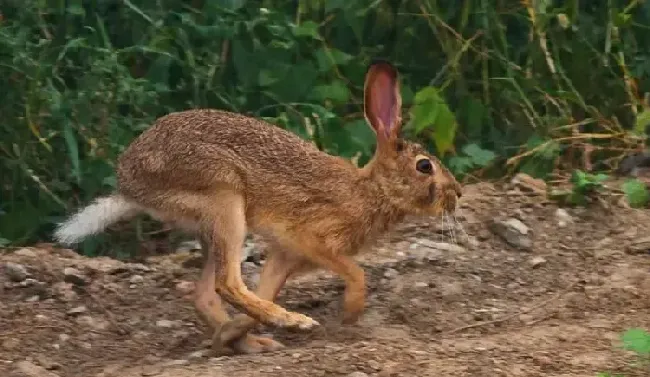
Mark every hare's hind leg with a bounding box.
[204,190,319,332]
[214,248,313,353]
[195,239,284,355]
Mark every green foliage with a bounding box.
[568,170,609,206]
[549,170,609,206]
[621,328,650,358]
[599,328,650,376]
[622,179,650,208]
[1,0,650,251]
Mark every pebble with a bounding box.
[163,359,189,367]
[412,239,467,253]
[186,349,210,359]
[13,360,60,377]
[175,281,195,295]
[489,218,532,250]
[413,282,429,288]
[129,275,144,284]
[529,256,547,268]
[76,315,109,330]
[66,305,87,316]
[14,248,37,258]
[59,334,70,342]
[156,319,178,328]
[4,262,28,282]
[51,282,78,302]
[63,267,88,286]
[347,372,369,377]
[383,268,399,279]
[555,208,573,228]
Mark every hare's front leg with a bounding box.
[306,252,366,325]
[278,236,367,325]
[202,190,320,332]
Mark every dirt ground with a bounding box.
[2,180,650,377]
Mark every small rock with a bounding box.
[176,240,201,253]
[76,315,109,331]
[383,268,399,279]
[19,278,39,287]
[529,256,547,268]
[626,236,650,255]
[63,267,88,286]
[129,275,144,284]
[2,337,20,350]
[489,218,532,250]
[4,262,29,282]
[511,173,547,195]
[156,319,178,328]
[555,208,573,228]
[347,372,369,377]
[14,248,37,258]
[66,305,87,316]
[80,342,92,350]
[13,361,61,377]
[175,281,194,296]
[187,349,210,359]
[413,282,429,289]
[25,295,40,302]
[412,239,467,253]
[163,359,189,367]
[58,334,70,343]
[367,360,382,371]
[51,282,78,302]
[440,282,464,300]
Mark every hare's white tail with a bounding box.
[54,195,140,245]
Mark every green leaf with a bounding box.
[622,179,650,208]
[309,80,351,103]
[292,21,322,40]
[221,0,247,11]
[314,47,354,72]
[409,86,458,155]
[462,143,496,167]
[258,69,279,87]
[621,328,650,356]
[448,156,474,175]
[62,123,81,184]
[635,109,650,135]
[460,97,485,139]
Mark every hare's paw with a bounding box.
[232,334,285,354]
[212,333,284,355]
[341,309,363,325]
[273,310,320,331]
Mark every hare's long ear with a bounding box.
[363,60,402,145]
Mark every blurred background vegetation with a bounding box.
[1,0,649,254]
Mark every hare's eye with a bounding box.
[416,158,434,175]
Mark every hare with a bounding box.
[54,61,462,354]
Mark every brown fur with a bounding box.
[109,61,462,354]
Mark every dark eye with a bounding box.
[416,158,433,174]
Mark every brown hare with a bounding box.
[54,61,462,355]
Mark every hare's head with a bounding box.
[361,61,461,216]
